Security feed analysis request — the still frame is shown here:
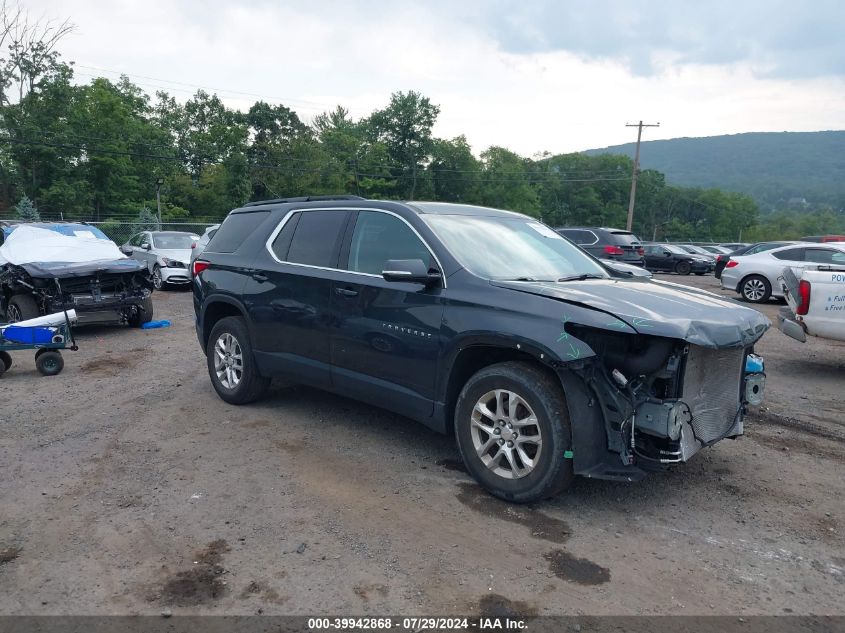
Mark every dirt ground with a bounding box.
[1,275,843,616]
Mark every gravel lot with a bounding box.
[1,275,843,616]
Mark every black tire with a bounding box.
[674,260,692,275]
[35,350,64,376]
[128,295,154,327]
[6,294,40,322]
[152,265,165,290]
[0,350,11,374]
[694,272,706,276]
[206,316,270,404]
[455,361,574,503]
[739,275,772,303]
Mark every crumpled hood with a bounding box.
[492,277,770,348]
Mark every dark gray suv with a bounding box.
[556,227,645,266]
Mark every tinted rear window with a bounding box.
[286,210,348,267]
[207,211,269,253]
[558,229,597,245]
[608,231,641,245]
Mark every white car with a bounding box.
[120,231,200,290]
[720,242,845,303]
[190,224,220,268]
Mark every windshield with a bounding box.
[423,215,609,281]
[662,245,690,255]
[153,233,198,249]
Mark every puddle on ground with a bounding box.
[0,546,20,565]
[435,458,467,473]
[242,419,272,429]
[477,593,537,618]
[544,549,610,585]
[161,539,230,606]
[353,583,389,602]
[456,483,571,544]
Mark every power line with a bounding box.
[73,64,369,114]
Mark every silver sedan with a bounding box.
[121,231,200,290]
[720,242,845,303]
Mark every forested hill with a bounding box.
[584,131,845,210]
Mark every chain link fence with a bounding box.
[85,221,218,246]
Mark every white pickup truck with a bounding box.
[778,266,845,342]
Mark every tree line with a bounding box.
[1,5,840,242]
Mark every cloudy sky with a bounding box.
[27,0,845,156]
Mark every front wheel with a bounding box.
[206,316,270,404]
[7,294,40,322]
[152,265,165,290]
[455,361,574,503]
[128,296,154,327]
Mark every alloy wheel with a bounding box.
[470,389,543,479]
[6,304,21,323]
[743,278,767,301]
[153,267,163,290]
[214,332,244,389]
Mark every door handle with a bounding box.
[251,272,269,282]
[334,287,358,297]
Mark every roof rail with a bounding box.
[243,195,365,207]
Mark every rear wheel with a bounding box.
[35,350,63,376]
[206,316,270,404]
[455,361,574,503]
[6,294,39,322]
[740,275,771,303]
[674,261,692,275]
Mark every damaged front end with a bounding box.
[491,277,770,481]
[563,326,767,480]
[1,261,153,326]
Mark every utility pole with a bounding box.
[625,120,659,231]
[155,178,164,227]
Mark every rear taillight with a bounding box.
[603,245,625,256]
[725,259,739,268]
[797,279,811,315]
[192,260,210,276]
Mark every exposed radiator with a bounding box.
[682,345,744,446]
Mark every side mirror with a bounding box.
[663,251,671,256]
[141,243,151,251]
[382,259,441,286]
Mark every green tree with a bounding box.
[367,91,440,199]
[429,136,482,203]
[133,206,160,232]
[14,194,40,220]
[479,146,539,216]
